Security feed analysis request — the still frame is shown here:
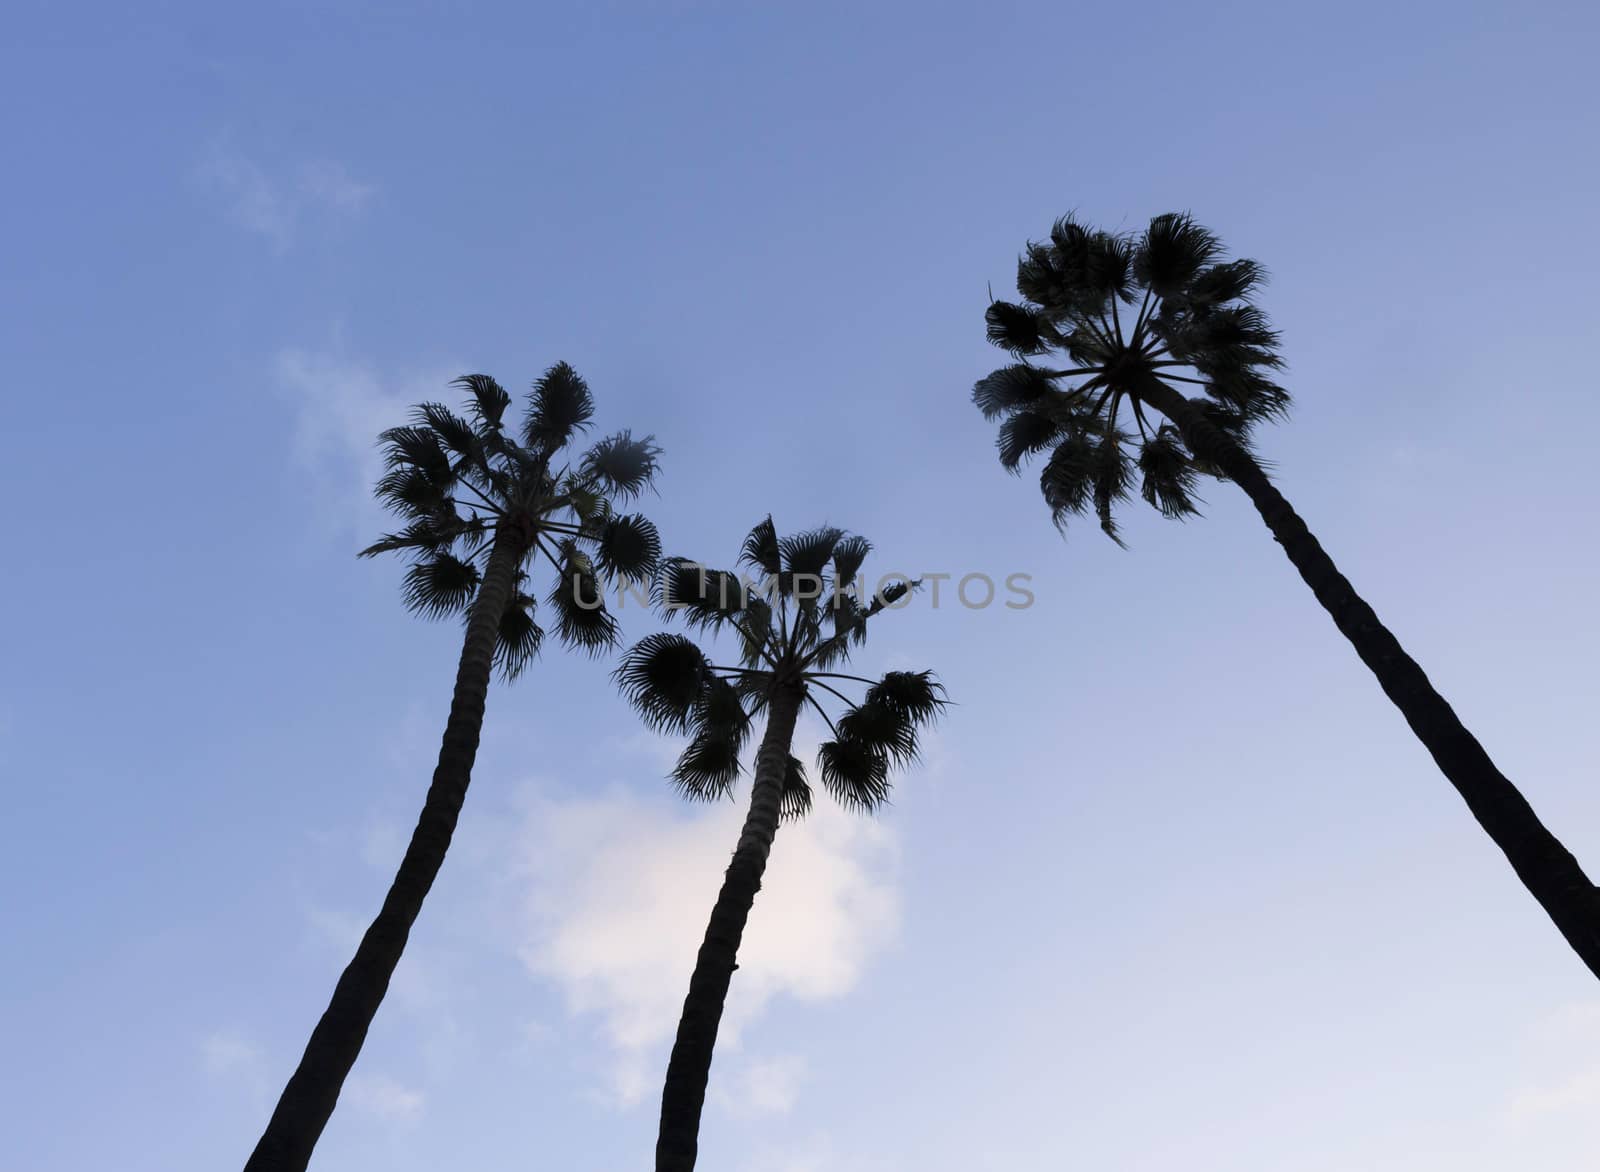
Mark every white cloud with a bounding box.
[737,1136,894,1172]
[299,160,376,212]
[277,349,459,534]
[201,1030,262,1078]
[197,145,294,246]
[344,1074,425,1121]
[710,1053,807,1118]
[1532,1000,1600,1040]
[1507,1067,1600,1122]
[197,142,373,248]
[511,739,899,1108]
[744,1149,829,1172]
[1505,1000,1600,1125]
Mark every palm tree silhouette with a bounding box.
[245,364,662,1172]
[615,518,945,1172]
[975,212,1600,978]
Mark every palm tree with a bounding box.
[245,364,662,1172]
[974,212,1600,977]
[614,518,946,1172]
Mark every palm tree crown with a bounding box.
[245,363,663,1172]
[617,519,945,1172]
[616,517,946,817]
[972,213,1600,984]
[361,362,663,667]
[975,212,1289,541]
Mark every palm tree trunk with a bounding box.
[244,531,526,1172]
[1137,377,1600,978]
[656,685,804,1172]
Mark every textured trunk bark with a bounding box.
[244,532,526,1172]
[655,685,805,1172]
[1137,376,1600,978]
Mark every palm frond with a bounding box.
[495,593,544,680]
[985,301,1055,356]
[997,406,1063,471]
[561,476,607,529]
[739,516,781,578]
[1134,212,1222,296]
[1137,426,1202,518]
[831,535,871,588]
[1048,214,1091,264]
[414,402,485,464]
[693,675,751,746]
[972,364,1058,420]
[780,755,813,823]
[524,361,595,451]
[870,577,915,613]
[1083,230,1135,303]
[868,670,948,724]
[1038,429,1096,529]
[581,430,661,500]
[1186,259,1267,307]
[594,513,661,583]
[453,374,512,430]
[1173,305,1283,366]
[672,725,743,802]
[780,526,845,599]
[821,591,867,663]
[1091,433,1134,546]
[374,466,453,518]
[545,541,618,654]
[359,512,486,559]
[836,699,918,766]
[1016,238,1076,314]
[836,670,947,768]
[400,552,481,619]
[1199,366,1290,422]
[613,632,712,733]
[736,595,775,667]
[657,557,750,630]
[1030,245,1106,320]
[378,425,454,480]
[816,737,891,814]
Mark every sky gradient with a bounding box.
[4,2,1600,1169]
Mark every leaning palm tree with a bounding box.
[974,212,1600,977]
[615,518,946,1172]
[245,364,662,1172]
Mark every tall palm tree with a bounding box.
[245,364,662,1172]
[974,212,1600,977]
[615,518,946,1172]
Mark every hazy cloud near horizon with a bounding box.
[510,731,899,1108]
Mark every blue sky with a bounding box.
[4,1,1600,1169]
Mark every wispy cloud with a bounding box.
[738,1136,894,1172]
[197,142,374,249]
[511,733,899,1108]
[201,1030,263,1079]
[200,1028,274,1112]
[1504,1000,1600,1126]
[298,160,376,213]
[710,1053,807,1118]
[277,349,459,536]
[1508,1067,1600,1122]
[344,1074,426,1122]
